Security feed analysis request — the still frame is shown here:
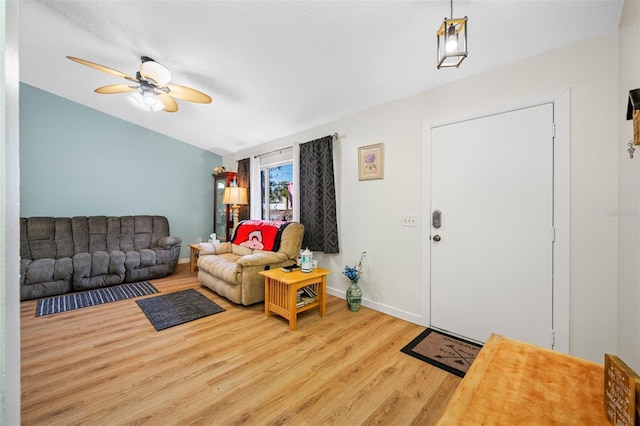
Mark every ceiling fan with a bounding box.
[66,55,212,112]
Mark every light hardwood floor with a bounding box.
[21,265,460,425]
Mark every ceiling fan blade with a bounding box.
[67,56,137,81]
[158,93,178,112]
[165,84,212,104]
[95,84,138,94]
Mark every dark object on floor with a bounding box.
[35,281,159,316]
[401,327,483,378]
[136,289,225,331]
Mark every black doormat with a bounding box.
[36,281,159,316]
[401,328,483,378]
[136,289,225,331]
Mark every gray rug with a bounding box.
[36,281,159,316]
[136,289,225,331]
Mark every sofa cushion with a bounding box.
[71,216,92,254]
[72,250,126,291]
[70,215,174,254]
[231,244,254,257]
[134,216,153,250]
[119,216,136,251]
[139,249,157,268]
[20,256,73,299]
[23,257,73,285]
[91,251,111,275]
[88,216,108,252]
[125,247,171,269]
[22,217,74,260]
[198,253,243,285]
[277,223,306,260]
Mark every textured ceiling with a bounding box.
[19,0,623,155]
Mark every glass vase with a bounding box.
[346,282,362,312]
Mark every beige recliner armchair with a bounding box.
[197,221,305,306]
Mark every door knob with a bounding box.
[433,235,441,242]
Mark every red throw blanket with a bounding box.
[231,220,290,252]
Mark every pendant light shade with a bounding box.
[437,17,468,68]
[437,0,468,69]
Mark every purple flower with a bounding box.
[364,153,376,164]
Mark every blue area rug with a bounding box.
[36,281,159,317]
[136,289,225,331]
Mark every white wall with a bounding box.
[2,0,21,422]
[617,0,640,373]
[227,32,620,362]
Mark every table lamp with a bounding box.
[222,186,248,232]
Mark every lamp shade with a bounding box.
[140,60,172,85]
[222,187,248,205]
[436,17,468,69]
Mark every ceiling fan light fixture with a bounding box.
[143,92,158,107]
[140,60,172,85]
[67,55,211,113]
[127,91,165,112]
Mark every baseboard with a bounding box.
[175,263,189,272]
[178,257,190,264]
[326,287,423,326]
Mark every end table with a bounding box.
[260,267,331,330]
[189,243,200,273]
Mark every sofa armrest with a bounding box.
[158,236,182,249]
[237,251,288,267]
[198,241,230,255]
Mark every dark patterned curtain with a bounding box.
[299,135,339,253]
[237,158,250,221]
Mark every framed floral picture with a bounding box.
[358,143,384,181]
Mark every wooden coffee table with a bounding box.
[260,267,331,330]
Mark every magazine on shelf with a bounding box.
[302,286,317,298]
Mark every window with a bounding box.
[260,162,293,221]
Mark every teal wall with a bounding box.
[19,83,222,259]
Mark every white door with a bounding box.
[430,104,554,348]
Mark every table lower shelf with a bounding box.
[268,300,319,318]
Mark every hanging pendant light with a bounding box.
[437,0,468,69]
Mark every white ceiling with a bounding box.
[19,0,623,155]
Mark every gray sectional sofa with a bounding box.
[20,215,182,300]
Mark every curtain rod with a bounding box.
[253,145,293,159]
[253,133,339,159]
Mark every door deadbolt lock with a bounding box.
[433,235,441,242]
[432,210,442,229]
